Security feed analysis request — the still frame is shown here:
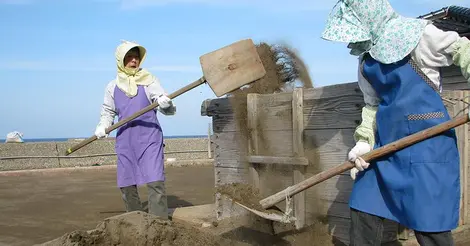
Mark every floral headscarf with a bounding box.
[321,0,430,64]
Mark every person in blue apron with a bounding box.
[321,1,470,245]
[94,40,176,220]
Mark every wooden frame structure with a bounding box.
[201,82,470,245]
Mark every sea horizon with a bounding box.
[0,135,208,143]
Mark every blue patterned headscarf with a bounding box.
[321,0,430,64]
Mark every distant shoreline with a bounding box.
[0,135,208,143]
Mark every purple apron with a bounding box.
[114,85,165,188]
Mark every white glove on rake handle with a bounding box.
[157,94,172,109]
[348,141,372,180]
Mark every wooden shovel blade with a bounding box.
[200,39,266,97]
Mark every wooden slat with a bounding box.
[467,124,470,224]
[247,156,309,166]
[455,91,465,226]
[442,65,465,78]
[465,91,470,225]
[214,167,249,185]
[303,82,363,100]
[215,128,356,171]
[292,88,306,229]
[443,76,469,85]
[245,86,364,131]
[460,91,469,225]
[201,98,233,116]
[303,83,364,130]
[212,114,237,133]
[212,131,244,161]
[204,83,364,132]
[247,93,260,189]
[442,82,470,91]
[214,159,244,168]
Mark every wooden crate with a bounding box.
[201,82,470,245]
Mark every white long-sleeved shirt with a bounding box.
[358,23,467,107]
[98,77,176,128]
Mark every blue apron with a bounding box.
[349,55,461,232]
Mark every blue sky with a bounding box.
[0,0,467,139]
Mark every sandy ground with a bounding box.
[0,165,215,246]
[1,164,469,246]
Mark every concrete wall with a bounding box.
[0,137,212,171]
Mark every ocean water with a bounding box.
[0,135,207,143]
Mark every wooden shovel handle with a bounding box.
[65,77,206,156]
[259,114,470,209]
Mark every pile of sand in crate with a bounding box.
[39,211,240,246]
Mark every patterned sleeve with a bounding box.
[147,77,176,116]
[98,81,117,128]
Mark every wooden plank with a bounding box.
[213,130,295,161]
[454,91,465,226]
[303,82,363,100]
[443,76,469,85]
[215,167,249,185]
[292,88,305,158]
[214,159,244,168]
[214,128,356,171]
[293,88,306,229]
[243,84,364,131]
[204,83,364,131]
[247,156,309,166]
[303,83,364,130]
[247,93,260,189]
[201,98,233,117]
[461,91,469,225]
[212,132,244,161]
[442,65,465,78]
[200,39,266,97]
[468,132,470,225]
[212,114,237,133]
[442,82,470,91]
[465,90,470,225]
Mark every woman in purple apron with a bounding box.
[322,1,470,245]
[94,40,176,220]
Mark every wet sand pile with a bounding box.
[39,211,235,246]
[216,182,287,218]
[217,183,265,211]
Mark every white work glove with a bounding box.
[94,124,108,139]
[157,94,171,109]
[348,141,372,180]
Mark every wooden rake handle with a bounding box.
[259,114,470,209]
[65,77,206,156]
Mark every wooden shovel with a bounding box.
[257,114,469,211]
[65,39,266,155]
